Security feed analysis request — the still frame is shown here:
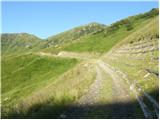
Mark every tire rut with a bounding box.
[97,60,158,118]
[97,60,138,118]
[59,65,103,118]
[77,65,103,105]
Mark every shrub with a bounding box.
[129,40,133,44]
[126,23,134,31]
[155,34,159,38]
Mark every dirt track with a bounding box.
[37,51,158,118]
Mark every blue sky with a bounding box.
[2,1,159,38]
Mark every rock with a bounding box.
[57,52,64,56]
[130,84,134,90]
[84,63,89,67]
[144,73,150,78]
[138,88,142,91]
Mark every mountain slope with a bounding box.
[1,9,158,55]
[1,33,41,55]
[1,8,159,119]
[1,53,79,113]
[60,8,159,53]
[47,22,106,44]
[101,16,159,118]
[1,23,106,55]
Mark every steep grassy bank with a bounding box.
[1,53,79,117]
[2,58,96,118]
[101,16,159,117]
[1,33,42,56]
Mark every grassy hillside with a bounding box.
[37,23,106,53]
[1,8,159,119]
[101,16,159,117]
[1,53,79,116]
[1,33,42,56]
[105,16,159,94]
[46,22,106,45]
[41,8,158,54]
[1,23,106,55]
[1,54,97,118]
[2,9,158,55]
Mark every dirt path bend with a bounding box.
[37,51,98,60]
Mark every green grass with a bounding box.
[2,53,79,108]
[100,16,159,118]
[1,33,42,56]
[2,58,96,118]
[102,16,159,99]
[2,9,158,56]
[43,16,156,54]
[62,27,129,53]
[46,22,106,45]
[1,9,159,118]
[1,53,97,118]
